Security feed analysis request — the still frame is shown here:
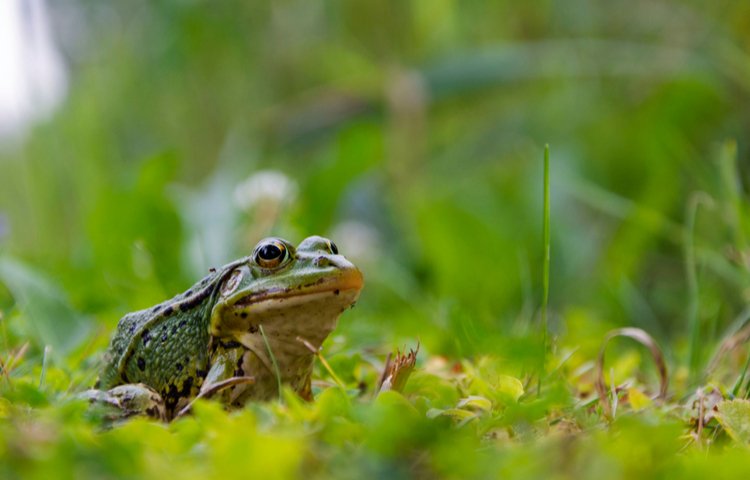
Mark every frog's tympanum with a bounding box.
[89,236,363,421]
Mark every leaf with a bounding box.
[402,371,461,408]
[457,395,492,412]
[494,375,524,403]
[716,399,750,445]
[427,407,477,421]
[627,388,652,411]
[0,257,91,358]
[464,357,524,406]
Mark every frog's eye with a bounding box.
[254,241,287,268]
[327,240,339,255]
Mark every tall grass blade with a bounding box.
[538,144,551,395]
[39,345,50,388]
[259,325,283,402]
[685,192,715,381]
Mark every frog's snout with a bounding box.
[314,255,355,270]
[310,254,364,292]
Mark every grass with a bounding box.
[259,324,284,402]
[4,1,750,478]
[2,140,750,478]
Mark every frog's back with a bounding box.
[98,270,227,406]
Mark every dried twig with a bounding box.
[595,328,668,419]
[377,344,420,394]
[297,336,347,392]
[175,376,255,419]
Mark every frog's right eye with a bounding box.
[254,241,287,269]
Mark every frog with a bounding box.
[86,236,363,421]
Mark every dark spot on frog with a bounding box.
[161,384,180,408]
[163,305,174,316]
[152,305,162,313]
[179,320,187,328]
[303,278,326,289]
[249,325,258,334]
[209,267,217,273]
[162,333,168,342]
[179,377,194,396]
[181,290,209,311]
[185,290,193,297]
[240,312,248,319]
[334,289,340,296]
[142,329,151,345]
[176,362,183,372]
[137,357,146,371]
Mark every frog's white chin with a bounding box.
[229,288,360,354]
[255,289,358,336]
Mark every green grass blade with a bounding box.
[538,144,551,395]
[39,345,51,389]
[259,325,283,402]
[685,192,715,381]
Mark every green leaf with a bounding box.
[716,399,750,445]
[0,257,91,358]
[456,395,492,412]
[627,388,652,411]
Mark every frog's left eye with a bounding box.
[254,241,287,268]
[327,241,338,255]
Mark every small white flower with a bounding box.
[233,170,298,211]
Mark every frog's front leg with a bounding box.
[173,344,255,418]
[82,383,167,422]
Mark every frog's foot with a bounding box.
[175,376,255,419]
[81,383,167,422]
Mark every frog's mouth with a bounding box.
[231,267,363,307]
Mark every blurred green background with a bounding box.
[3,1,750,477]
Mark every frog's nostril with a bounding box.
[314,256,331,267]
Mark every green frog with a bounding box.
[87,236,363,421]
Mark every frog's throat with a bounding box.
[209,287,360,381]
[235,332,276,378]
[208,274,362,340]
[211,288,359,344]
